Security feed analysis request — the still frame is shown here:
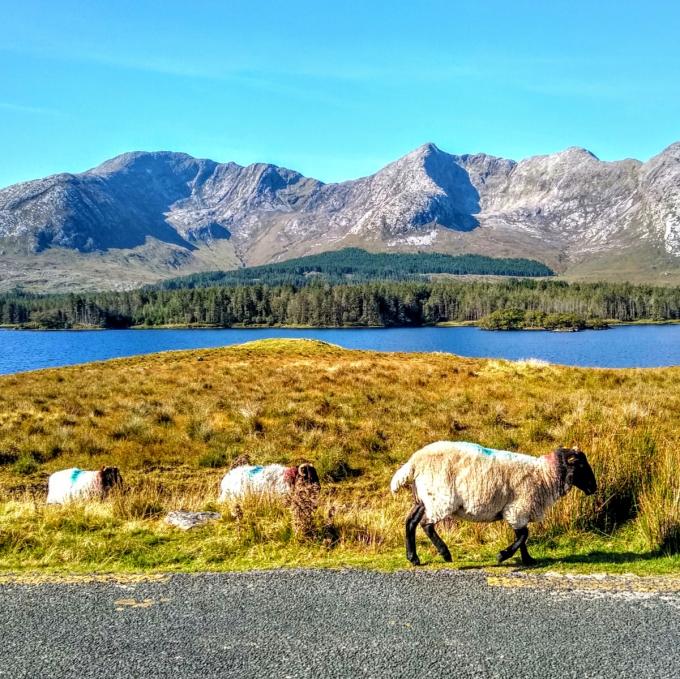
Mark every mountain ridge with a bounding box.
[1,142,680,291]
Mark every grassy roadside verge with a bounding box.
[1,339,679,576]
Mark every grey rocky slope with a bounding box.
[1,142,679,291]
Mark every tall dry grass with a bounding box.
[0,339,679,571]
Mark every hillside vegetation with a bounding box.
[0,340,678,575]
[2,278,679,329]
[156,248,554,289]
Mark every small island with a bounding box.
[479,308,609,331]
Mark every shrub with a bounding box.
[187,418,214,442]
[109,417,147,441]
[588,318,609,329]
[198,451,230,468]
[362,429,388,455]
[523,310,547,328]
[479,308,525,330]
[543,313,587,331]
[13,455,39,476]
[315,448,360,482]
[154,408,174,425]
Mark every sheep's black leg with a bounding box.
[421,521,452,562]
[405,502,426,566]
[518,534,536,566]
[497,526,531,564]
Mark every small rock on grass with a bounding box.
[165,511,222,530]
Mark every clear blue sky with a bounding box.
[2,1,679,187]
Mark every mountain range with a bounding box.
[1,142,679,291]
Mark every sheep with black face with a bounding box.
[47,466,123,504]
[390,442,597,566]
[218,462,320,502]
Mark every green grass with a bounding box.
[1,339,679,576]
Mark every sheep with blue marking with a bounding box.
[391,441,597,566]
[218,463,319,502]
[47,466,123,504]
[219,461,321,538]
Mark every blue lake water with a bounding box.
[0,325,679,374]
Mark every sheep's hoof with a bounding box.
[497,550,510,564]
[441,552,453,563]
[408,555,421,567]
[521,556,537,567]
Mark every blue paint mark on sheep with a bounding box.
[247,466,265,477]
[70,468,84,484]
[456,442,520,460]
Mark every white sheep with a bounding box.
[218,463,319,502]
[46,466,123,504]
[390,441,597,566]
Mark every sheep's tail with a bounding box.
[390,459,414,494]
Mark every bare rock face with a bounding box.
[639,143,680,256]
[1,141,679,290]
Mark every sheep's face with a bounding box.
[562,449,597,495]
[101,466,123,493]
[298,463,320,487]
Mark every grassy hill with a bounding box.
[0,340,678,574]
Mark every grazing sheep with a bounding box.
[218,463,320,502]
[46,466,123,504]
[390,441,597,566]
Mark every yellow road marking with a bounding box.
[486,573,680,593]
[0,573,171,586]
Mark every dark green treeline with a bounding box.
[157,248,554,289]
[1,279,679,328]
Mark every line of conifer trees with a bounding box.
[1,279,679,329]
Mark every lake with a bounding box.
[0,325,679,374]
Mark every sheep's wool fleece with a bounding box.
[405,441,560,529]
[219,464,291,501]
[46,468,102,504]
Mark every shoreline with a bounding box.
[2,319,680,332]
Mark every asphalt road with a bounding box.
[1,569,679,679]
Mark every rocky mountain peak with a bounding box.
[410,142,443,158]
[556,146,599,161]
[1,142,679,291]
[90,150,203,176]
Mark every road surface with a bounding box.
[1,569,679,678]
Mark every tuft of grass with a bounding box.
[197,451,230,469]
[109,417,148,442]
[638,454,680,555]
[12,455,39,476]
[110,481,166,521]
[314,447,359,482]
